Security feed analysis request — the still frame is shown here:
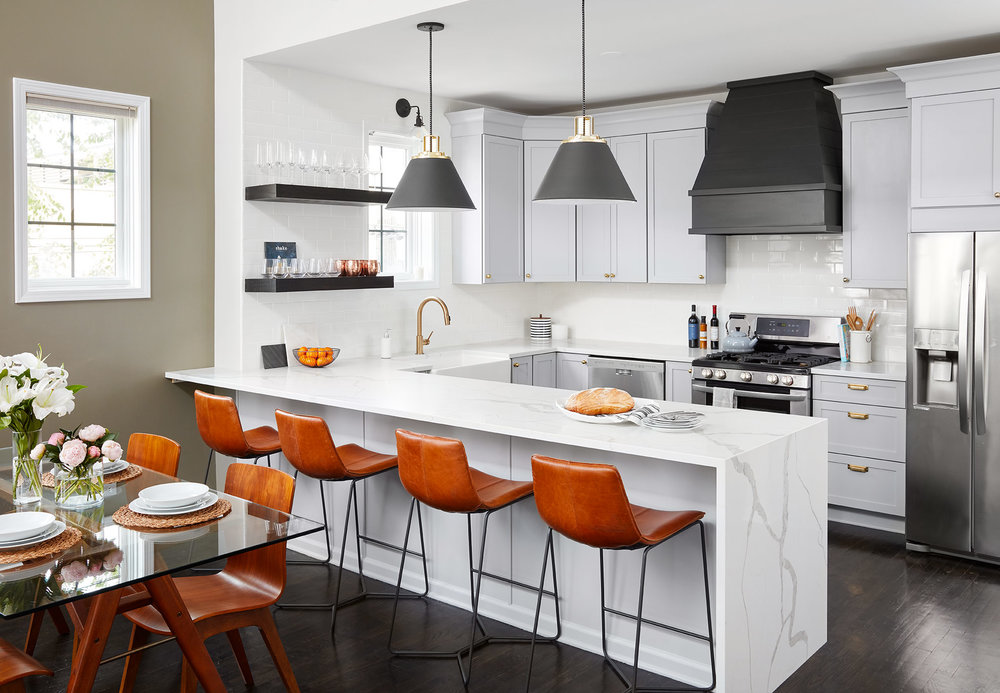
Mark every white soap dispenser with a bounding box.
[380,328,392,359]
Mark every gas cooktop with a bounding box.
[695,351,839,372]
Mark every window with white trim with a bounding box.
[367,132,435,283]
[13,79,150,302]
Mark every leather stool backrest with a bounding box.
[395,429,484,513]
[530,455,643,549]
[274,409,349,481]
[194,390,253,458]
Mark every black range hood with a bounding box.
[689,71,842,235]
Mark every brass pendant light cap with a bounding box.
[562,115,606,144]
[413,134,451,160]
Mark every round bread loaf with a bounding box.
[565,387,635,416]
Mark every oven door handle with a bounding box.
[692,384,809,402]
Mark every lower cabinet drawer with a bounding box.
[828,453,905,517]
[813,399,905,462]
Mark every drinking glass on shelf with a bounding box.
[274,258,290,278]
[307,258,320,276]
[321,150,332,186]
[347,154,361,189]
[309,149,321,186]
[333,152,347,188]
[320,258,335,276]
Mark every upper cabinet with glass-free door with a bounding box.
[891,54,1000,232]
[524,140,577,282]
[576,134,647,282]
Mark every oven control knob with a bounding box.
[739,371,752,382]
[701,368,714,378]
[714,370,726,380]
[766,374,779,385]
[781,375,794,386]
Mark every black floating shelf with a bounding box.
[245,276,395,293]
[245,183,392,207]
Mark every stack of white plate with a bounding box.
[130,482,218,516]
[638,411,705,432]
[100,458,129,475]
[530,315,552,342]
[0,512,66,549]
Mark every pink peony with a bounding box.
[78,424,106,442]
[47,432,65,446]
[58,439,88,469]
[60,561,88,582]
[102,549,123,571]
[87,446,101,459]
[29,444,46,461]
[101,440,123,462]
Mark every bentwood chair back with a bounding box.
[0,637,53,691]
[530,455,647,549]
[126,433,181,477]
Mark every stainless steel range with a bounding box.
[691,313,843,415]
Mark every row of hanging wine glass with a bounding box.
[254,140,382,188]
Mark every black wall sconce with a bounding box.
[395,98,424,129]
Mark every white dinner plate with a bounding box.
[0,512,55,543]
[0,521,66,549]
[554,400,629,424]
[129,492,218,517]
[139,482,210,509]
[101,458,129,475]
[639,418,704,433]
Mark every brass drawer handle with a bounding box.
[698,274,705,280]
[581,360,587,365]
[525,273,531,278]
[610,273,615,278]
[847,412,869,420]
[843,277,850,283]
[485,273,491,279]
[512,362,520,367]
[847,383,869,391]
[995,192,1000,199]
[604,273,610,278]
[847,464,870,473]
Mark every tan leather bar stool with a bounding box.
[526,455,716,693]
[274,410,428,638]
[390,429,561,687]
[195,390,281,484]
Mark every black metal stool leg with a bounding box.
[524,527,559,693]
[202,449,214,485]
[388,498,418,652]
[698,521,717,692]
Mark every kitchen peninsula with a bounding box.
[166,355,827,692]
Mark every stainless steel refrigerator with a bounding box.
[907,232,1000,559]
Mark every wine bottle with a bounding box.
[710,305,720,350]
[699,315,708,349]
[688,305,699,348]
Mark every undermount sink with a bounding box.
[397,350,510,383]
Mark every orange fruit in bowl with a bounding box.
[300,356,317,367]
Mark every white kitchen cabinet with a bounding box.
[910,90,1000,210]
[531,352,556,388]
[576,135,647,282]
[523,141,576,282]
[556,352,589,391]
[510,357,532,385]
[647,129,725,284]
[449,116,523,284]
[665,361,693,403]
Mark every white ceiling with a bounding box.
[259,0,1000,114]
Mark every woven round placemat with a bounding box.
[0,527,82,564]
[42,464,142,488]
[112,499,232,530]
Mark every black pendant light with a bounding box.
[387,22,475,212]
[533,0,635,204]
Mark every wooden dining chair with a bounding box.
[126,432,181,476]
[24,432,182,656]
[0,637,52,692]
[118,463,300,693]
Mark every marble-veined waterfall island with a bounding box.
[167,350,827,693]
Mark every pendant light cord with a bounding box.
[581,0,586,117]
[428,28,434,136]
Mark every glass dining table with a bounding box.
[0,456,323,692]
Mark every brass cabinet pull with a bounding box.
[847,412,870,420]
[995,192,1000,199]
[512,362,520,367]
[581,360,587,365]
[847,383,869,391]
[688,368,693,373]
[698,274,705,280]
[847,464,870,473]
[525,273,531,278]
[604,273,610,278]
[485,274,491,279]
[843,277,850,283]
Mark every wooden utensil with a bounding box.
[865,310,877,331]
[847,306,863,330]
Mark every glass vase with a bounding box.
[11,424,44,505]
[53,465,104,509]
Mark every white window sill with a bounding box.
[16,285,150,303]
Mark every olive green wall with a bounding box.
[0,0,215,478]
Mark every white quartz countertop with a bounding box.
[166,352,824,470]
[810,360,906,381]
[435,338,705,363]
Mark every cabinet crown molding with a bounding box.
[889,51,1000,98]
[826,77,907,114]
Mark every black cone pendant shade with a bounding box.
[387,22,475,212]
[533,0,634,205]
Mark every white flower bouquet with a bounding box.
[42,424,119,508]
[0,348,83,503]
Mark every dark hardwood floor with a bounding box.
[5,521,1000,692]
